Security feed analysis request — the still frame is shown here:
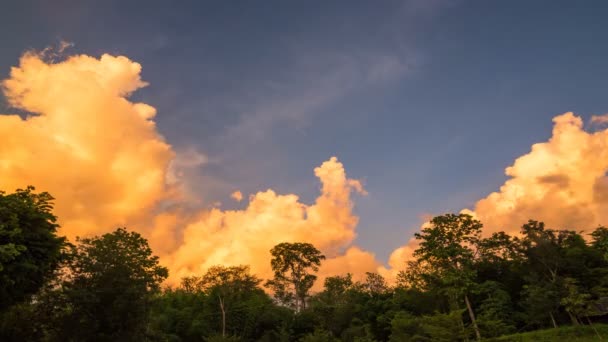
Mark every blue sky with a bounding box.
[2,0,608,261]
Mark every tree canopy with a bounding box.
[3,188,608,341]
[266,242,326,312]
[0,187,67,310]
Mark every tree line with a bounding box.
[2,187,608,341]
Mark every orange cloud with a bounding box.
[0,51,176,240]
[164,157,380,284]
[387,112,608,277]
[0,49,382,287]
[231,190,243,202]
[473,113,608,234]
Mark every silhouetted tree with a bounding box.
[266,242,325,312]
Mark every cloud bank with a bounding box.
[4,49,608,285]
[0,50,381,284]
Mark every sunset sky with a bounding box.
[2,1,608,282]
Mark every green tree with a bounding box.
[266,242,325,312]
[299,328,340,342]
[149,287,213,341]
[408,213,483,340]
[0,186,67,310]
[475,281,515,337]
[517,220,596,329]
[560,277,591,326]
[184,265,262,338]
[362,272,389,296]
[390,310,466,342]
[310,274,359,339]
[591,226,608,262]
[520,281,560,329]
[58,228,168,341]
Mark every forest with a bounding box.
[2,186,608,342]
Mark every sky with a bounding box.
[2,0,608,282]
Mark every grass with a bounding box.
[485,324,608,341]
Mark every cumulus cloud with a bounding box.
[0,50,382,286]
[164,157,379,284]
[10,48,604,288]
[0,51,176,240]
[473,112,608,234]
[387,112,608,276]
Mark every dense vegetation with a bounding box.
[2,187,608,341]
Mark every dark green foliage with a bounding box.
[300,328,340,342]
[4,190,608,342]
[475,281,516,337]
[490,323,608,341]
[54,228,168,341]
[0,186,67,310]
[150,266,292,341]
[266,242,326,311]
[149,288,212,341]
[389,310,466,341]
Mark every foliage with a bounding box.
[390,310,466,342]
[300,328,341,342]
[408,213,483,339]
[55,228,168,341]
[475,281,516,337]
[4,191,608,342]
[266,242,325,311]
[0,186,67,310]
[489,323,608,341]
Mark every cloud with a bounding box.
[387,112,608,276]
[590,113,608,126]
[231,190,243,202]
[0,50,382,286]
[472,112,608,234]
[0,51,176,240]
[219,52,412,146]
[164,157,379,284]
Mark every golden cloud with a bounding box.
[474,113,608,234]
[231,190,243,202]
[388,112,608,276]
[0,50,382,286]
[0,51,176,240]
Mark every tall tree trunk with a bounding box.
[549,311,558,329]
[449,294,468,342]
[567,311,580,326]
[464,294,481,341]
[218,295,226,337]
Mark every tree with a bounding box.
[0,186,67,310]
[266,242,325,312]
[475,281,516,337]
[560,277,589,326]
[362,272,389,296]
[390,310,466,342]
[322,273,355,300]
[183,265,262,337]
[591,226,608,262]
[58,228,168,341]
[517,220,595,329]
[410,213,483,340]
